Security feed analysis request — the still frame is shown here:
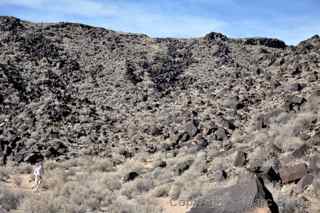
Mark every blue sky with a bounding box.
[0,0,319,44]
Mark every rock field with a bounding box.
[1,16,320,212]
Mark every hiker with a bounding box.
[32,161,44,192]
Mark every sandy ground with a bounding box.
[2,174,45,213]
[157,197,191,213]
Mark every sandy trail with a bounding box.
[3,174,33,193]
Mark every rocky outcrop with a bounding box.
[188,176,278,213]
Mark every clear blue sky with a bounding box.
[0,0,319,44]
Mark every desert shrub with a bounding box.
[277,197,306,213]
[20,194,62,213]
[0,167,10,181]
[107,196,162,213]
[178,180,203,200]
[59,158,80,169]
[100,172,122,191]
[45,160,62,170]
[42,168,69,192]
[13,176,22,187]
[121,177,154,199]
[16,163,33,174]
[312,177,320,198]
[87,157,115,173]
[183,152,206,177]
[290,112,316,136]
[0,185,23,210]
[168,182,183,200]
[151,184,170,197]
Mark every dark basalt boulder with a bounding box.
[188,176,278,213]
[0,16,24,31]
[204,32,228,42]
[243,37,287,49]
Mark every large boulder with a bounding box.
[279,163,307,184]
[188,176,278,213]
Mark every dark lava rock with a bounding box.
[174,159,194,175]
[289,83,305,92]
[215,127,228,141]
[44,140,68,158]
[188,176,278,213]
[284,95,306,112]
[0,16,24,31]
[23,152,44,164]
[291,144,308,158]
[243,37,287,49]
[173,132,190,144]
[204,32,228,42]
[0,16,320,167]
[184,120,199,138]
[233,151,247,167]
[157,161,167,168]
[279,163,307,184]
[256,166,281,183]
[123,171,139,182]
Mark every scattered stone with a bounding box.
[296,174,314,193]
[233,150,247,167]
[284,95,306,112]
[256,166,281,183]
[292,144,308,158]
[215,127,228,141]
[0,207,8,213]
[309,155,320,174]
[279,163,307,184]
[289,83,305,92]
[184,120,199,138]
[154,160,167,168]
[210,169,227,182]
[174,159,194,175]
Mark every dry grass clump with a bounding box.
[121,177,154,199]
[0,184,24,211]
[15,163,33,174]
[20,194,63,213]
[87,157,115,173]
[106,196,162,213]
[168,182,183,200]
[13,176,22,187]
[0,167,11,181]
[151,184,170,197]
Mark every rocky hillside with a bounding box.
[1,16,319,163]
[1,16,320,212]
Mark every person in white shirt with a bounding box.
[32,161,44,192]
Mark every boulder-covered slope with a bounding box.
[0,16,320,164]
